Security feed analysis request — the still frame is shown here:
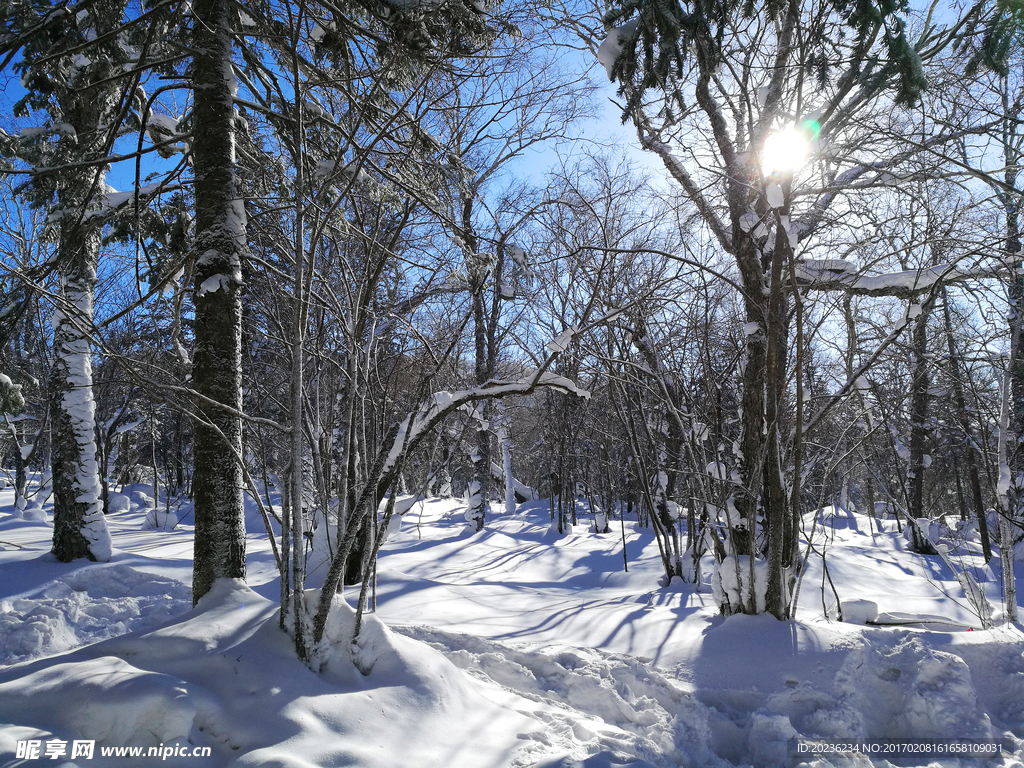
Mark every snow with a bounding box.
[0,488,1022,767]
[794,261,986,296]
[999,461,1012,496]
[19,127,48,139]
[310,21,334,42]
[546,326,577,354]
[0,564,191,665]
[711,555,768,613]
[530,370,591,399]
[314,159,369,184]
[738,211,765,236]
[807,259,856,274]
[198,274,231,296]
[146,112,179,134]
[705,461,729,480]
[596,19,638,79]
[765,183,785,208]
[894,436,911,461]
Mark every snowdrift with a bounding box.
[0,491,1022,766]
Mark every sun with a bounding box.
[761,126,811,176]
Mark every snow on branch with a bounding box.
[794,261,1003,298]
[380,364,590,477]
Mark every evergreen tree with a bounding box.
[5,0,143,561]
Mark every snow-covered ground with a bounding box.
[1,485,1022,767]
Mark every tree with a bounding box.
[596,0,990,617]
[3,0,149,561]
[187,0,248,602]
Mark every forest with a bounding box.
[1,0,1024,765]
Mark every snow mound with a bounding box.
[0,656,195,748]
[106,490,131,513]
[0,564,191,665]
[395,625,728,768]
[130,490,154,509]
[833,631,992,740]
[19,502,47,522]
[840,599,878,624]
[243,489,280,536]
[143,506,179,530]
[394,624,1019,768]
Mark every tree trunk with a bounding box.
[907,298,933,529]
[943,290,991,562]
[190,0,247,604]
[49,247,110,562]
[47,1,123,563]
[733,229,768,577]
[764,206,793,619]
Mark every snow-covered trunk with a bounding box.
[15,439,28,514]
[4,417,30,517]
[1005,118,1023,501]
[467,261,491,531]
[497,411,515,515]
[150,408,159,512]
[47,12,120,563]
[460,189,494,531]
[1001,92,1021,622]
[655,426,684,581]
[489,252,514,516]
[764,204,793,619]
[843,295,878,530]
[189,0,247,604]
[465,436,487,529]
[728,207,789,615]
[49,244,111,563]
[732,235,767,577]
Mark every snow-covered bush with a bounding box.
[22,503,47,522]
[130,490,154,510]
[902,517,948,550]
[142,507,178,530]
[106,491,131,514]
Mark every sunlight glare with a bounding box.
[762,127,810,176]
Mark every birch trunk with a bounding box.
[50,223,110,562]
[46,0,126,563]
